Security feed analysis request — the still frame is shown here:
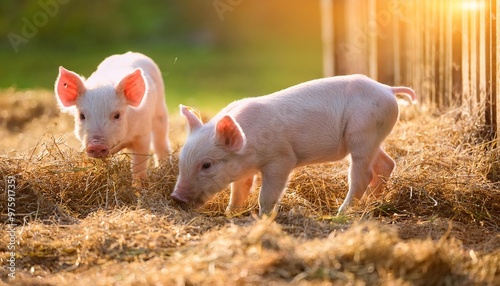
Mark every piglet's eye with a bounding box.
[79,113,85,120]
[114,113,120,120]
[201,162,211,170]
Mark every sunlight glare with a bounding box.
[461,1,484,11]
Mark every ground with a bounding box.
[0,89,499,285]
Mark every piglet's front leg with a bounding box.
[258,161,295,217]
[225,174,256,217]
[130,137,151,181]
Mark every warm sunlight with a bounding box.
[461,0,484,11]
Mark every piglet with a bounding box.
[55,52,171,179]
[171,74,416,216]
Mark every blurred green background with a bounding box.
[0,0,323,113]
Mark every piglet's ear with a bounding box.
[116,68,147,107]
[215,115,246,153]
[180,104,203,132]
[55,66,86,107]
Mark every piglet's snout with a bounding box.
[170,192,189,204]
[86,144,109,157]
[171,179,191,205]
[86,142,109,158]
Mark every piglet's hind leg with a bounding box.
[338,155,374,214]
[369,148,395,195]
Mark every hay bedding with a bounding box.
[0,90,499,285]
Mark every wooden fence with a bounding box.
[321,0,499,138]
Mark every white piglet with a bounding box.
[55,52,171,179]
[171,74,416,216]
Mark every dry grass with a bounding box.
[0,90,499,285]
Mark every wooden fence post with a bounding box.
[318,0,498,137]
[320,0,334,77]
[493,0,498,138]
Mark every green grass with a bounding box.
[0,41,322,114]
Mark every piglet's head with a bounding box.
[55,67,148,158]
[171,105,246,208]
